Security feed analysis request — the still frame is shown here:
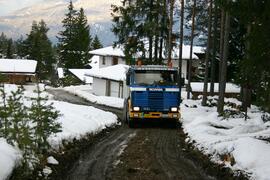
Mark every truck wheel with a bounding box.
[128,118,135,128]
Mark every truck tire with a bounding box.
[128,118,135,128]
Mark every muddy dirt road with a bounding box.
[48,89,242,180]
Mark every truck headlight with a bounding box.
[170,107,178,112]
[133,107,140,111]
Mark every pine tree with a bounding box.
[29,84,61,155]
[0,84,8,138]
[74,8,92,67]
[92,35,103,50]
[24,20,55,80]
[111,0,170,64]
[6,39,13,59]
[6,86,28,145]
[58,2,92,69]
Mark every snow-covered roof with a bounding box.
[89,55,99,69]
[89,46,125,57]
[68,69,93,84]
[191,82,240,93]
[57,68,64,79]
[0,59,37,74]
[89,45,205,60]
[86,64,129,82]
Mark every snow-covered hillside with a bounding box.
[0,0,121,45]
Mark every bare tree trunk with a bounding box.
[148,0,154,63]
[149,37,153,63]
[159,0,167,63]
[202,0,213,106]
[242,24,252,120]
[219,8,225,82]
[210,1,218,96]
[187,0,196,99]
[217,5,230,115]
[167,0,174,66]
[178,0,184,102]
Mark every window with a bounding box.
[112,57,118,65]
[102,56,106,65]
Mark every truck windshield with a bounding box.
[134,70,178,86]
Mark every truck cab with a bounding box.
[123,65,181,127]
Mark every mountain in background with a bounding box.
[0,0,121,46]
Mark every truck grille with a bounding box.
[148,92,164,110]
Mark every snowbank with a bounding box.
[61,85,124,108]
[49,100,118,147]
[0,139,21,180]
[190,82,240,93]
[181,97,270,180]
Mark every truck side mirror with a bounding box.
[126,73,130,85]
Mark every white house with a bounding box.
[0,59,37,84]
[89,46,126,69]
[89,44,205,80]
[86,64,129,98]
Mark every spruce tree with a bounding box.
[58,1,91,69]
[0,84,8,138]
[29,84,61,155]
[6,39,13,59]
[24,20,55,80]
[92,35,103,50]
[74,8,91,67]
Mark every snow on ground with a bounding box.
[190,82,240,93]
[0,139,21,180]
[49,100,117,148]
[60,85,124,108]
[181,96,270,180]
[0,84,118,179]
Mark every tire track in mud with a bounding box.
[111,127,215,180]
[66,126,136,180]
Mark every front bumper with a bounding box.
[129,111,180,119]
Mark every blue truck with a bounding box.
[123,65,181,127]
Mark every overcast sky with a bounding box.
[0,0,44,16]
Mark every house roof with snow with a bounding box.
[89,44,205,60]
[89,46,125,58]
[85,64,129,82]
[68,69,94,84]
[0,59,37,75]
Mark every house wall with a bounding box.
[93,77,125,98]
[0,74,36,84]
[93,78,107,96]
[99,56,126,68]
